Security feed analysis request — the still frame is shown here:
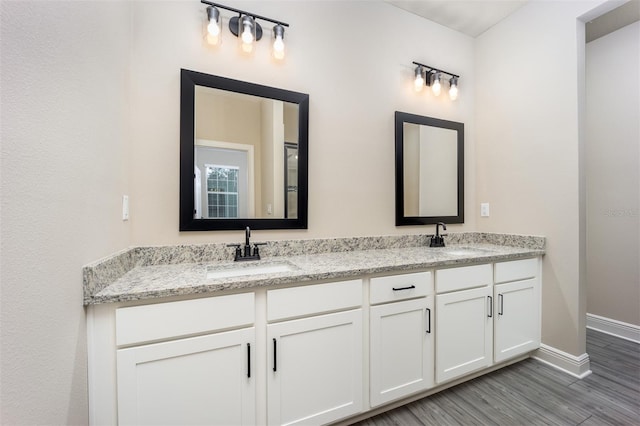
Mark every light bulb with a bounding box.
[432,73,442,96]
[273,45,285,59]
[241,19,254,44]
[273,25,285,60]
[207,20,220,37]
[207,33,220,45]
[242,41,253,53]
[449,77,459,101]
[239,16,255,52]
[273,36,284,52]
[414,66,424,92]
[206,6,221,45]
[449,85,458,100]
[242,27,254,44]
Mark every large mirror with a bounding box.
[180,69,309,231]
[395,111,464,226]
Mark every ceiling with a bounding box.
[385,0,529,37]
[386,0,640,39]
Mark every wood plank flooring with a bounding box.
[354,329,640,425]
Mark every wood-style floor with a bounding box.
[354,329,640,425]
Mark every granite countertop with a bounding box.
[84,233,545,305]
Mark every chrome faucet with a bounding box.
[429,222,447,247]
[227,226,266,261]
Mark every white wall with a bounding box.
[127,0,476,245]
[0,1,474,422]
[586,21,640,327]
[0,2,132,424]
[475,0,607,357]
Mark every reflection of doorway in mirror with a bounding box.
[284,143,298,219]
[195,140,255,218]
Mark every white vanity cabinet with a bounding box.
[87,254,543,426]
[266,280,363,426]
[435,264,494,384]
[369,272,434,407]
[114,293,256,426]
[434,259,542,384]
[493,258,541,363]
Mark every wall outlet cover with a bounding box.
[122,195,129,221]
[480,203,490,217]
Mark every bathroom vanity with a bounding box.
[84,233,544,425]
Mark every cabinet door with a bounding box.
[370,297,434,407]
[436,286,493,383]
[494,278,540,362]
[117,327,255,426]
[267,310,363,426]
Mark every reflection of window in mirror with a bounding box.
[206,165,239,218]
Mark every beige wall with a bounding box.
[586,21,640,327]
[195,89,262,146]
[1,2,475,422]
[284,102,299,143]
[9,0,624,421]
[128,0,477,245]
[403,123,420,214]
[1,1,132,424]
[475,0,608,356]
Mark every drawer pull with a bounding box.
[273,338,277,372]
[392,285,416,291]
[488,296,493,318]
[498,294,504,316]
[426,308,431,334]
[247,343,251,378]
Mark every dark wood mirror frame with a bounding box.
[395,111,464,226]
[180,69,309,231]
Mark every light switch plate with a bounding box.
[122,195,129,221]
[480,203,490,217]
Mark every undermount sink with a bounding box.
[440,246,496,256]
[206,261,295,279]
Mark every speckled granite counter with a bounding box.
[83,232,545,305]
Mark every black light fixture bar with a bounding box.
[200,0,289,27]
[412,61,459,79]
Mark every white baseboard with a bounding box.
[587,313,640,343]
[532,344,592,379]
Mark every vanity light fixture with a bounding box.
[412,61,461,101]
[201,1,289,59]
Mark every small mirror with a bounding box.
[395,111,464,226]
[180,69,309,231]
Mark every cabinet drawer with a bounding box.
[370,272,432,304]
[116,293,254,346]
[267,279,362,322]
[436,264,492,293]
[495,258,538,284]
